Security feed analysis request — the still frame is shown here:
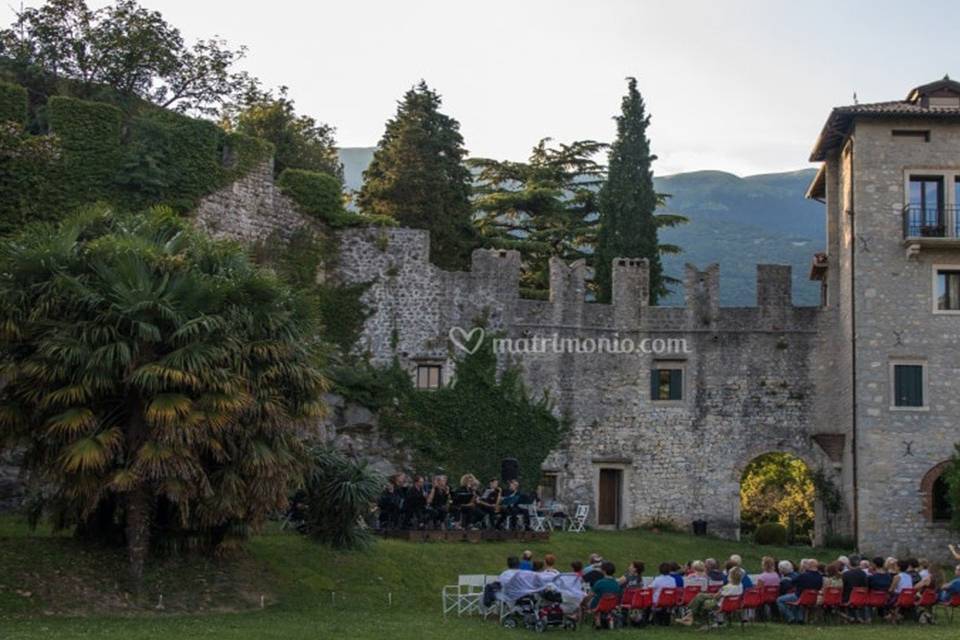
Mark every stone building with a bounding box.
[807,76,960,556]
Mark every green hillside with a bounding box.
[0,513,879,640]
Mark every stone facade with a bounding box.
[335,227,847,541]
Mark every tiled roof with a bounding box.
[809,80,960,161]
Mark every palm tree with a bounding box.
[304,447,383,550]
[0,205,328,583]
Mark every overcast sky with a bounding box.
[5,0,960,176]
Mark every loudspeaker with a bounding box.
[501,457,519,483]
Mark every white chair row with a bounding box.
[441,574,499,617]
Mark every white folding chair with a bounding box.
[441,574,486,617]
[526,504,549,532]
[567,503,589,532]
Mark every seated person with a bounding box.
[543,553,560,576]
[940,564,960,602]
[450,474,479,528]
[705,558,725,585]
[588,561,621,609]
[685,561,709,590]
[756,556,781,590]
[650,562,678,625]
[619,561,645,588]
[727,555,751,588]
[679,567,744,628]
[498,556,521,584]
[425,474,450,529]
[475,478,502,527]
[401,475,428,528]
[498,479,524,529]
[582,553,605,587]
[377,482,402,529]
[777,559,823,624]
[519,550,534,571]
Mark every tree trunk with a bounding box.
[125,486,152,588]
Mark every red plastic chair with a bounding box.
[844,586,869,620]
[593,593,621,630]
[682,585,702,606]
[890,588,916,624]
[867,588,888,620]
[760,584,780,620]
[945,592,960,623]
[620,586,640,614]
[916,589,937,608]
[631,587,654,610]
[717,595,743,627]
[820,586,843,623]
[707,583,722,594]
[740,587,763,624]
[789,589,819,623]
[656,587,679,608]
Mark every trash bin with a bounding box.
[692,519,708,536]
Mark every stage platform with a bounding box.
[378,529,551,542]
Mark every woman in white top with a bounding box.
[889,558,914,599]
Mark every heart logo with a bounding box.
[449,326,485,354]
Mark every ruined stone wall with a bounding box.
[193,159,320,243]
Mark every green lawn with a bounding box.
[0,515,956,639]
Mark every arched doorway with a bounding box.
[920,461,954,523]
[739,452,815,544]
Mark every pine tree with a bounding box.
[595,78,685,304]
[357,81,475,270]
[470,138,606,297]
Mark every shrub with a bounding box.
[304,447,384,550]
[0,81,27,125]
[754,522,788,546]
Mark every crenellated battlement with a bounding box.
[333,227,820,353]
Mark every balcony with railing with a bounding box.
[903,205,960,255]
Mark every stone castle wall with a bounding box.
[335,226,849,540]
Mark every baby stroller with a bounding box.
[500,572,581,632]
[502,589,577,632]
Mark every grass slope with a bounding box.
[1,514,956,639]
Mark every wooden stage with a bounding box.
[378,529,550,542]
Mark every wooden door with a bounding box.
[598,469,622,527]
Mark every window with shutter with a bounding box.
[892,363,925,408]
[651,362,684,402]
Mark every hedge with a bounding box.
[278,168,396,228]
[48,95,123,206]
[1,84,275,232]
[0,82,27,125]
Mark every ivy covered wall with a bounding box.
[0,83,273,233]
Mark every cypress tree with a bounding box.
[595,78,683,304]
[357,81,476,270]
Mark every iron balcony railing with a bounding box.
[902,204,960,238]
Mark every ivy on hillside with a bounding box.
[376,335,566,485]
[0,82,27,124]
[0,85,274,234]
[277,168,395,229]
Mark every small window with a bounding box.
[651,362,684,401]
[936,269,960,311]
[539,473,558,502]
[932,475,953,522]
[892,363,925,408]
[415,364,442,389]
[892,129,931,141]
